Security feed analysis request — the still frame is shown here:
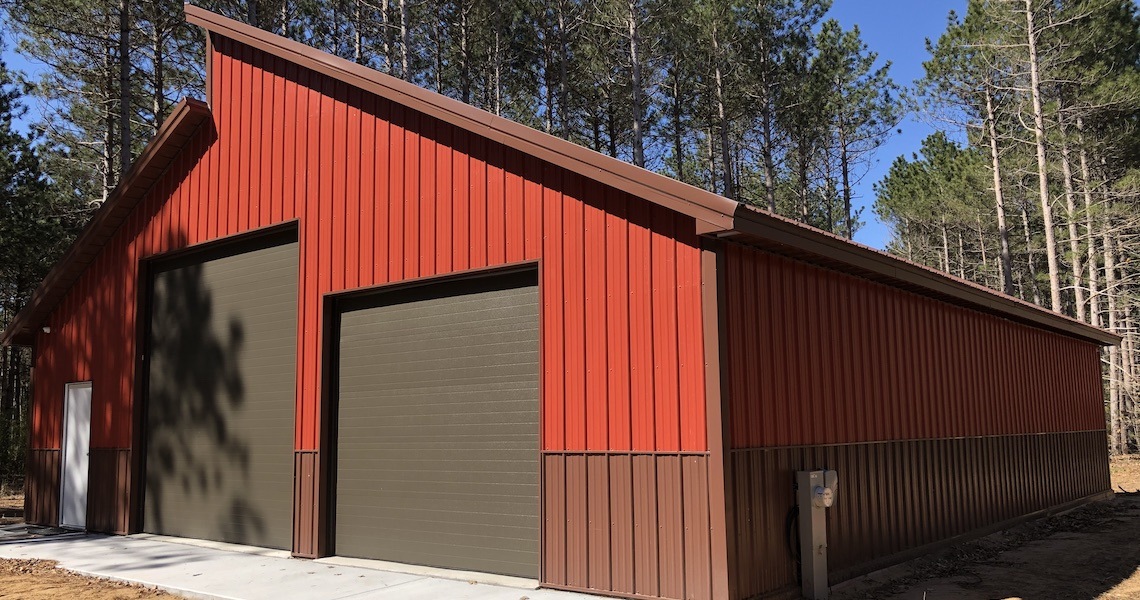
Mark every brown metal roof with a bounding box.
[1,98,211,346]
[1,5,1117,347]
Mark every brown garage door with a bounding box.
[143,232,298,550]
[334,270,539,578]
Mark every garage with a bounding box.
[4,7,1118,599]
[142,231,299,550]
[333,269,540,578]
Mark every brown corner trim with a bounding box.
[701,239,732,600]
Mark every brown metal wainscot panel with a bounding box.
[729,431,1110,599]
[544,452,714,600]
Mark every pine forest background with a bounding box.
[0,0,1137,487]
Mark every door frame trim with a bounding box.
[317,260,541,563]
[59,380,92,530]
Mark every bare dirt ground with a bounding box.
[0,494,181,598]
[834,455,1140,600]
[0,493,22,525]
[0,559,181,599]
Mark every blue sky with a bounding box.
[3,1,964,250]
[827,0,967,248]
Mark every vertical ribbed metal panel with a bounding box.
[29,36,708,457]
[87,448,131,534]
[543,452,713,600]
[728,432,1111,600]
[723,242,1106,447]
[292,450,319,558]
[24,449,60,526]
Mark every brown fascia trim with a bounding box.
[728,204,1120,346]
[1,98,212,347]
[183,3,738,232]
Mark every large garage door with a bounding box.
[335,270,539,578]
[143,233,298,550]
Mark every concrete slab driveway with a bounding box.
[0,534,600,600]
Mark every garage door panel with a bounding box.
[144,237,298,550]
[335,271,539,578]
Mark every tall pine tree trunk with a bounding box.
[493,17,502,115]
[1022,198,1042,306]
[1105,220,1122,453]
[1078,117,1100,327]
[119,0,131,173]
[382,0,392,73]
[978,217,990,286]
[102,41,115,203]
[353,0,363,64]
[985,88,1014,295]
[761,103,776,211]
[1059,122,1085,321]
[628,0,644,167]
[710,22,732,199]
[458,1,470,104]
[1025,0,1062,312]
[151,17,164,134]
[838,113,853,238]
[940,218,951,273]
[670,73,684,181]
[399,0,409,80]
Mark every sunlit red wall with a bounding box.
[30,36,707,456]
[723,242,1104,448]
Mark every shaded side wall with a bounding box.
[722,242,1111,599]
[28,36,713,599]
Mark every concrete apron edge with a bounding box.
[128,533,293,559]
[314,555,541,590]
[66,566,240,600]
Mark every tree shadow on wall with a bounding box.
[142,228,271,547]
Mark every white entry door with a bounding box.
[60,382,91,529]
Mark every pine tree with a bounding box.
[0,59,92,485]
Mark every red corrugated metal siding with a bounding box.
[29,36,707,455]
[723,243,1105,448]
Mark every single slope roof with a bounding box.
[0,4,1117,347]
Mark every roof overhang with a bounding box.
[184,5,1115,347]
[3,5,1116,349]
[718,204,1120,346]
[1,98,212,346]
[183,3,739,232]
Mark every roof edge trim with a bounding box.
[183,3,737,232]
[2,98,212,346]
[731,207,1120,346]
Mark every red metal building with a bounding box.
[3,6,1115,600]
